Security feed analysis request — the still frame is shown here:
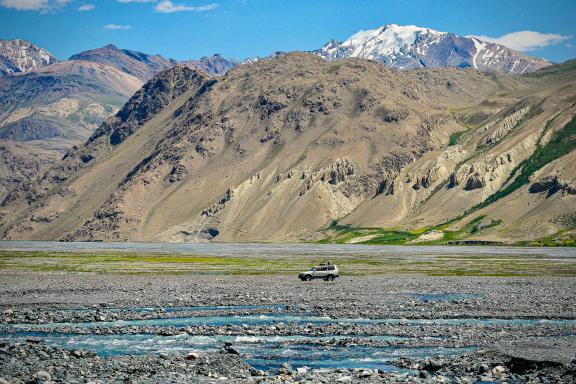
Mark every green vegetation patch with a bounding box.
[449,130,467,146]
[318,224,423,245]
[448,108,476,146]
[1,249,574,277]
[467,116,576,215]
[320,216,503,246]
[432,215,502,244]
[516,229,576,247]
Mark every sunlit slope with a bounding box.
[1,54,574,244]
[0,60,142,201]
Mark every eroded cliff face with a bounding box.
[341,62,576,244]
[1,54,574,243]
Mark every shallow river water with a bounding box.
[2,304,575,372]
[2,241,576,261]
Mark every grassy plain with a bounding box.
[1,249,574,277]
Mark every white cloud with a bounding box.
[0,0,72,11]
[77,3,95,11]
[469,31,571,52]
[155,1,218,13]
[117,0,155,3]
[0,0,47,10]
[104,24,132,30]
[0,0,52,10]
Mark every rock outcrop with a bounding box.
[529,176,576,195]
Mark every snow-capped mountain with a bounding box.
[0,39,58,75]
[315,24,550,74]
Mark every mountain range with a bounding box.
[315,24,550,74]
[0,53,574,245]
[0,25,574,245]
[0,41,237,201]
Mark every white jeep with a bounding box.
[298,263,339,281]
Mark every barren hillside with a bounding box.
[1,54,574,244]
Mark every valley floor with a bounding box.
[1,269,575,383]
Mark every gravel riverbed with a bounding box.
[1,273,575,383]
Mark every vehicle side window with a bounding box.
[329,266,335,270]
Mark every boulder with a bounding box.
[34,371,51,384]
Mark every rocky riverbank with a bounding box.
[1,338,574,383]
[1,274,574,319]
[0,339,260,383]
[1,273,575,383]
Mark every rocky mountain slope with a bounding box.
[0,39,58,75]
[0,60,142,200]
[0,41,239,202]
[2,53,573,244]
[315,24,551,74]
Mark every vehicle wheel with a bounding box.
[304,275,312,281]
[326,275,334,281]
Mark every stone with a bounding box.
[186,352,199,360]
[34,370,51,383]
[198,367,210,376]
[493,365,506,376]
[359,369,373,378]
[224,346,239,355]
[423,358,442,372]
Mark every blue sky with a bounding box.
[0,0,575,63]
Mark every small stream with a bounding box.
[0,331,471,372]
[2,304,575,372]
